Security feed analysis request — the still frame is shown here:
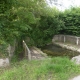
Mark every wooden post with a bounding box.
[23,40,31,60]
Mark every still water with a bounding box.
[42,44,80,58]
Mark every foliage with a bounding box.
[29,14,62,47]
[0,0,54,55]
[59,7,80,36]
[0,0,61,47]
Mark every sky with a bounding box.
[46,0,80,11]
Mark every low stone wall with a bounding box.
[0,58,9,67]
[52,35,80,46]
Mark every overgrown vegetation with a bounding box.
[0,0,57,45]
[0,1,80,80]
[0,57,80,80]
[1,0,80,57]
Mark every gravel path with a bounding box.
[70,75,80,80]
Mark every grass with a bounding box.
[0,57,80,80]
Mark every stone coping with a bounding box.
[53,42,80,53]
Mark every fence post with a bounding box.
[64,35,66,43]
[76,37,79,45]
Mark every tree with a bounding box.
[0,0,63,58]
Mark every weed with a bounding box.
[0,57,80,80]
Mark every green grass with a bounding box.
[0,57,80,80]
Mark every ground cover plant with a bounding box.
[0,57,80,80]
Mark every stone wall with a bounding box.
[52,35,80,46]
[7,40,17,59]
[0,40,17,67]
[65,35,76,45]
